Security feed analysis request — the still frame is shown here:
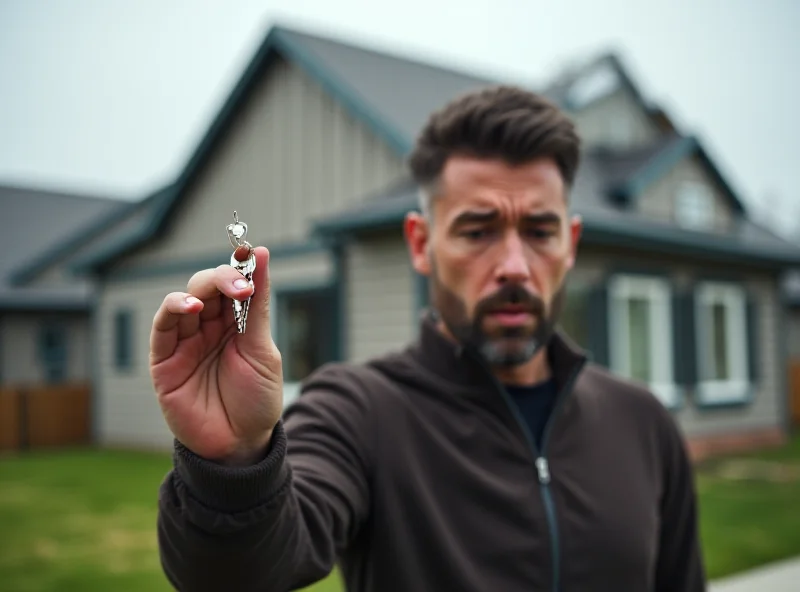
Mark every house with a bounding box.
[17,23,800,458]
[0,183,126,389]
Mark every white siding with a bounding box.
[346,233,416,363]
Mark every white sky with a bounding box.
[1,0,798,235]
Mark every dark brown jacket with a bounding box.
[157,314,706,591]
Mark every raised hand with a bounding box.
[149,246,284,466]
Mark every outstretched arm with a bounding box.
[157,365,374,592]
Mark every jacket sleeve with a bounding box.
[156,365,375,592]
[654,410,707,592]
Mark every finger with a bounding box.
[200,293,223,321]
[151,292,204,363]
[186,265,255,303]
[237,246,271,345]
[178,305,201,339]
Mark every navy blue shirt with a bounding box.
[504,378,559,452]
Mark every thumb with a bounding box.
[237,246,273,346]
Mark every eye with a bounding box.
[525,227,556,240]
[461,228,493,240]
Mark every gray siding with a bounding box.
[569,246,783,438]
[345,232,415,363]
[571,89,659,149]
[638,154,735,232]
[0,313,89,386]
[117,56,405,271]
[94,250,332,449]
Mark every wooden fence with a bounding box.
[789,361,800,427]
[0,383,91,452]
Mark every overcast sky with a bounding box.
[1,0,798,235]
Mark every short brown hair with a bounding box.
[408,85,581,201]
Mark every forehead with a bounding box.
[436,156,566,216]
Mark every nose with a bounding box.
[495,233,531,284]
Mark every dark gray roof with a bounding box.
[278,28,518,149]
[0,184,124,299]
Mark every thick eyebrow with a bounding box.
[521,212,562,225]
[450,210,562,227]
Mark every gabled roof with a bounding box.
[542,52,677,134]
[70,24,515,275]
[0,183,123,305]
[592,133,747,214]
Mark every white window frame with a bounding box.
[694,282,750,405]
[608,275,680,408]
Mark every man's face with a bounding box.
[405,156,582,367]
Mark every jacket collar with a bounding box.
[411,308,589,396]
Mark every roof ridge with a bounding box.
[274,23,522,87]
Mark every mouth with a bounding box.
[484,306,535,327]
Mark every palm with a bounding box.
[150,248,283,462]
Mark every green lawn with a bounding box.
[1,432,799,590]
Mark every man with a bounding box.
[152,86,706,591]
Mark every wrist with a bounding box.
[218,429,274,467]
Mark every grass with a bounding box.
[696,431,800,580]
[1,432,799,590]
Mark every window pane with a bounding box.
[627,297,651,383]
[711,301,729,380]
[283,291,336,383]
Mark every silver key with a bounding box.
[226,210,256,334]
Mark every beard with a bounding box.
[428,263,566,368]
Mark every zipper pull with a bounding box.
[536,457,551,484]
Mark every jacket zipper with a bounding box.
[468,348,585,592]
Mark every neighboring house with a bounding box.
[0,183,124,389]
[19,23,800,457]
[779,271,800,426]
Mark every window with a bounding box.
[274,288,338,408]
[114,310,134,371]
[675,182,714,230]
[694,282,750,404]
[565,61,619,109]
[39,323,68,383]
[608,275,679,407]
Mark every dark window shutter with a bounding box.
[114,310,134,370]
[746,295,760,384]
[587,282,609,367]
[672,291,697,386]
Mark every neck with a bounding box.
[492,351,551,386]
[436,319,553,387]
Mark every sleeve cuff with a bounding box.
[173,420,290,514]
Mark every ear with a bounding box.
[565,213,583,271]
[404,212,432,276]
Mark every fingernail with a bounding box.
[234,278,249,289]
[185,296,201,306]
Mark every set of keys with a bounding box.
[225,211,256,334]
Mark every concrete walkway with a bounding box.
[709,556,800,591]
